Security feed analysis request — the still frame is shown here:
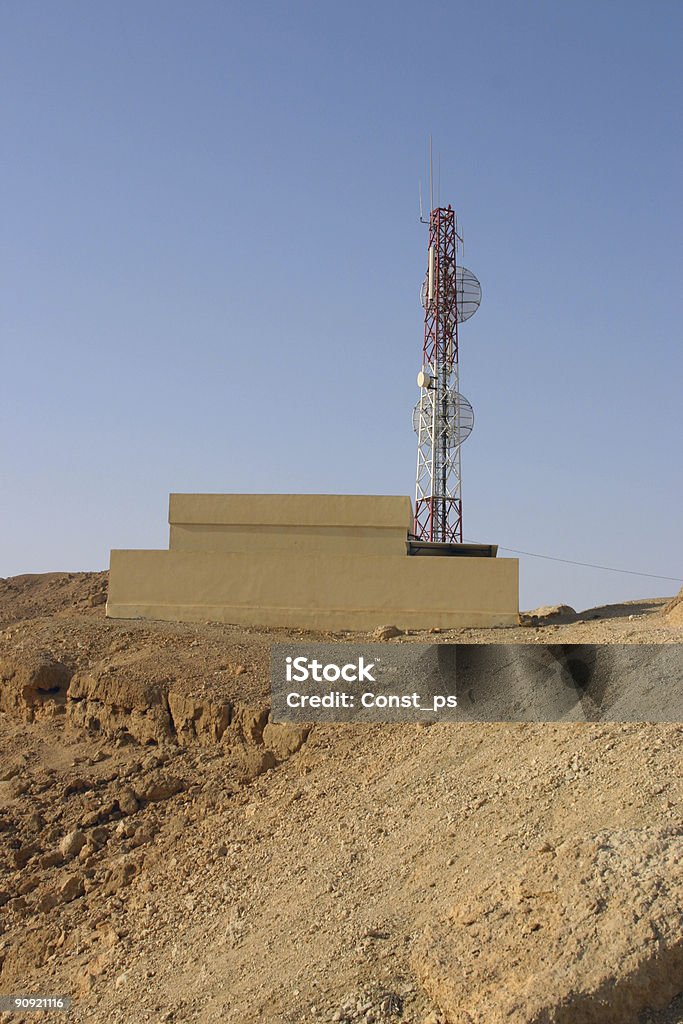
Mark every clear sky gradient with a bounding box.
[2,0,682,611]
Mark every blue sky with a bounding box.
[2,0,682,611]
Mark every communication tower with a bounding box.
[412,203,481,543]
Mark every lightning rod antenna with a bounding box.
[429,136,433,212]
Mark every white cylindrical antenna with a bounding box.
[428,244,435,301]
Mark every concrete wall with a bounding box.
[168,494,413,556]
[107,494,519,630]
[169,524,408,556]
[169,493,414,529]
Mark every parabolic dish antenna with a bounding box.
[412,390,475,447]
[420,266,482,323]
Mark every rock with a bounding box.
[36,890,60,913]
[103,857,140,894]
[520,604,576,625]
[89,826,109,850]
[134,773,185,802]
[167,691,232,745]
[27,810,45,831]
[58,874,84,903]
[0,654,70,721]
[130,823,157,848]
[77,968,96,995]
[13,843,39,868]
[79,801,116,828]
[67,662,174,745]
[115,787,139,816]
[9,778,29,797]
[17,873,41,896]
[63,776,89,797]
[39,850,64,869]
[114,820,136,840]
[96,923,120,948]
[230,705,270,745]
[262,722,310,760]
[78,844,96,865]
[413,827,683,1024]
[240,747,277,779]
[59,829,87,860]
[372,624,403,640]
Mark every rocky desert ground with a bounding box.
[0,572,682,1024]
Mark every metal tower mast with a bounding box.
[413,204,480,543]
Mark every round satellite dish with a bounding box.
[412,390,474,447]
[455,266,482,322]
[412,392,430,434]
[417,369,433,389]
[420,266,482,324]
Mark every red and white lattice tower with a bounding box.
[412,204,481,543]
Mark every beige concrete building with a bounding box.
[107,494,519,630]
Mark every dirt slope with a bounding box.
[664,587,683,627]
[0,573,109,629]
[0,572,681,1024]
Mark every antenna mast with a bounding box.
[412,197,481,543]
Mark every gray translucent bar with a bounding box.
[271,644,683,724]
